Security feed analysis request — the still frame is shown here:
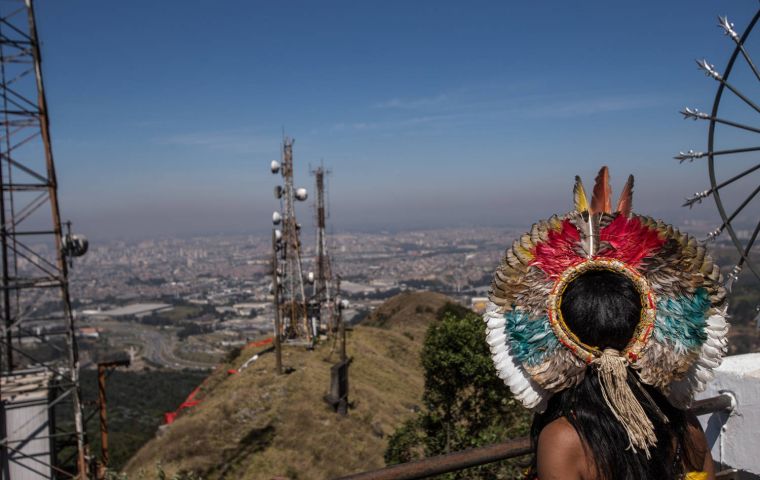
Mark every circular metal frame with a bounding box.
[707,10,760,282]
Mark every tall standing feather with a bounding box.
[616,175,634,217]
[590,166,612,214]
[574,176,589,212]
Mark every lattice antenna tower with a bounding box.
[270,138,311,342]
[311,164,335,335]
[0,0,89,478]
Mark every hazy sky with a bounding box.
[32,0,760,239]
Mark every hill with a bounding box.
[364,290,452,333]
[123,291,454,479]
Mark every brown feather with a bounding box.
[616,174,634,216]
[590,166,612,214]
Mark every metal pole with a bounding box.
[337,276,346,362]
[97,364,108,476]
[335,438,532,480]
[272,229,283,375]
[96,359,128,478]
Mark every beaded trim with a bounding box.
[547,258,656,365]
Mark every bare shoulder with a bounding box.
[537,417,587,480]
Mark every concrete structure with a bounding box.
[1,370,53,480]
[697,353,760,477]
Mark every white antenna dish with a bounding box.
[307,271,315,283]
[62,233,88,258]
[274,185,283,199]
[272,211,282,225]
[270,160,281,174]
[274,229,282,241]
[295,188,308,201]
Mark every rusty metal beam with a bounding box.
[335,438,531,480]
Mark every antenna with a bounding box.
[0,1,88,478]
[310,163,335,336]
[270,137,311,344]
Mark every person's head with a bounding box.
[532,269,689,480]
[560,269,642,352]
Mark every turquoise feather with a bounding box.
[654,288,710,353]
[505,310,559,366]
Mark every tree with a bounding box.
[385,303,531,479]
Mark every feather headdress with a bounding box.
[484,167,728,452]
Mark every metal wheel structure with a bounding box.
[678,10,760,289]
[0,1,88,478]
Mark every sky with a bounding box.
[25,0,760,239]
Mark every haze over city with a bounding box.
[35,0,760,239]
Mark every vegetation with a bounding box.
[123,291,453,479]
[385,303,531,479]
[79,369,208,471]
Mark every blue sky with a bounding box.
[32,0,760,239]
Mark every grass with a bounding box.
[123,291,452,479]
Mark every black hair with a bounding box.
[529,269,696,480]
[560,268,641,351]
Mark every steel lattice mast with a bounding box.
[0,1,88,478]
[271,138,310,342]
[311,165,334,334]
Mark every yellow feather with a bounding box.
[574,176,589,212]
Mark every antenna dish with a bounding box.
[270,160,281,174]
[274,185,283,199]
[295,188,308,201]
[62,233,88,258]
[272,211,282,225]
[274,229,282,241]
[307,271,315,283]
[339,299,350,310]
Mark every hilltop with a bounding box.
[124,291,454,479]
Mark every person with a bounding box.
[483,167,727,480]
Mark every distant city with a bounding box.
[63,223,753,371]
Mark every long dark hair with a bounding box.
[529,269,697,479]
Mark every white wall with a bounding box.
[697,353,760,476]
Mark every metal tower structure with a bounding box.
[270,138,311,342]
[310,165,335,335]
[0,1,88,478]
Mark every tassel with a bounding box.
[595,349,658,457]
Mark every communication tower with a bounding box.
[310,165,335,335]
[0,1,89,479]
[270,138,311,342]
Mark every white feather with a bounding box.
[486,331,506,348]
[667,313,728,407]
[487,315,506,330]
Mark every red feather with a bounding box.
[530,220,584,277]
[590,166,612,214]
[598,216,665,266]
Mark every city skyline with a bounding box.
[33,1,760,239]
